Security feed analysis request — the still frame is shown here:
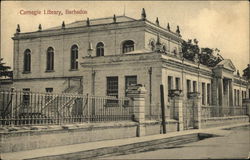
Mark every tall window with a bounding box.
[237,90,240,105]
[175,77,180,90]
[23,49,31,72]
[125,76,137,96]
[22,88,30,105]
[45,88,53,103]
[168,76,173,90]
[150,41,155,51]
[187,80,191,94]
[193,81,197,92]
[234,89,237,105]
[46,47,54,71]
[122,40,134,53]
[71,45,78,70]
[207,83,211,105]
[202,83,205,105]
[107,77,118,98]
[96,42,104,56]
[162,45,167,53]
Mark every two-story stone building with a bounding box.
[10,9,249,120]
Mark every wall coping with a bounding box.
[201,115,249,121]
[0,121,138,136]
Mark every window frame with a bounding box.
[23,49,31,73]
[175,77,180,90]
[207,83,211,105]
[202,82,206,105]
[186,80,191,94]
[46,47,54,71]
[22,88,30,106]
[70,45,78,70]
[125,75,137,96]
[193,81,197,92]
[96,42,104,57]
[122,40,135,53]
[106,76,119,107]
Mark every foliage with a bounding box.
[181,39,223,67]
[243,64,250,80]
[182,39,199,61]
[0,58,13,78]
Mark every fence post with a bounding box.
[127,84,146,137]
[10,87,15,127]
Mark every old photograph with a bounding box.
[0,1,249,159]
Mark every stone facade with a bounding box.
[5,10,249,120]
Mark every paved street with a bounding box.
[2,124,249,160]
[104,125,250,159]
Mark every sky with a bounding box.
[1,1,249,74]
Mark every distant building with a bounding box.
[6,9,249,118]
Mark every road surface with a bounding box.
[103,125,250,159]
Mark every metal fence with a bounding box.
[0,90,133,126]
[201,105,248,119]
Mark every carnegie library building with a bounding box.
[0,9,250,147]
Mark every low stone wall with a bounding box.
[201,116,249,128]
[0,120,179,153]
[0,122,138,153]
[144,119,178,135]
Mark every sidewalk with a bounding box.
[1,123,249,160]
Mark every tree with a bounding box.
[199,48,223,67]
[0,58,13,79]
[181,39,224,67]
[243,64,250,80]
[182,39,199,61]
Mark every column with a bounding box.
[218,77,223,116]
[229,79,233,106]
[211,77,218,105]
[127,84,146,137]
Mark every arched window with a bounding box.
[46,47,54,71]
[96,42,104,56]
[122,40,134,53]
[150,41,155,51]
[71,45,78,70]
[162,45,167,53]
[23,49,31,72]
[173,47,177,55]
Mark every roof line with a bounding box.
[70,15,136,24]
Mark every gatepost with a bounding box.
[126,84,146,137]
[189,92,202,129]
[169,90,184,131]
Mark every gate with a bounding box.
[183,99,195,130]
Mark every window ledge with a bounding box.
[69,69,79,71]
[22,71,31,74]
[45,70,55,73]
